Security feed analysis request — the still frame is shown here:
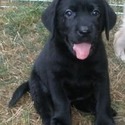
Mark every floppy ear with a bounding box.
[104,0,117,40]
[42,0,59,32]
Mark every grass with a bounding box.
[0,2,125,125]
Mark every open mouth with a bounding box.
[73,42,92,60]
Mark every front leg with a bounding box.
[94,73,115,125]
[48,72,71,125]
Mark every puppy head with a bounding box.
[42,0,116,60]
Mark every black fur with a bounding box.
[9,0,117,125]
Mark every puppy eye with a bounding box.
[65,9,73,17]
[91,9,100,16]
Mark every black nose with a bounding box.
[77,26,90,36]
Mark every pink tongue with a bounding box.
[73,43,91,60]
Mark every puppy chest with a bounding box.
[62,75,94,100]
[53,62,96,99]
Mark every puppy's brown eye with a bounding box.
[91,9,100,16]
[65,9,73,17]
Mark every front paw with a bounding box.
[95,118,115,125]
[51,117,71,125]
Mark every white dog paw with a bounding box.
[120,54,125,62]
[115,49,125,62]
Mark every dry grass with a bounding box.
[0,3,125,125]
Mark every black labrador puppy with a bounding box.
[9,0,117,125]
